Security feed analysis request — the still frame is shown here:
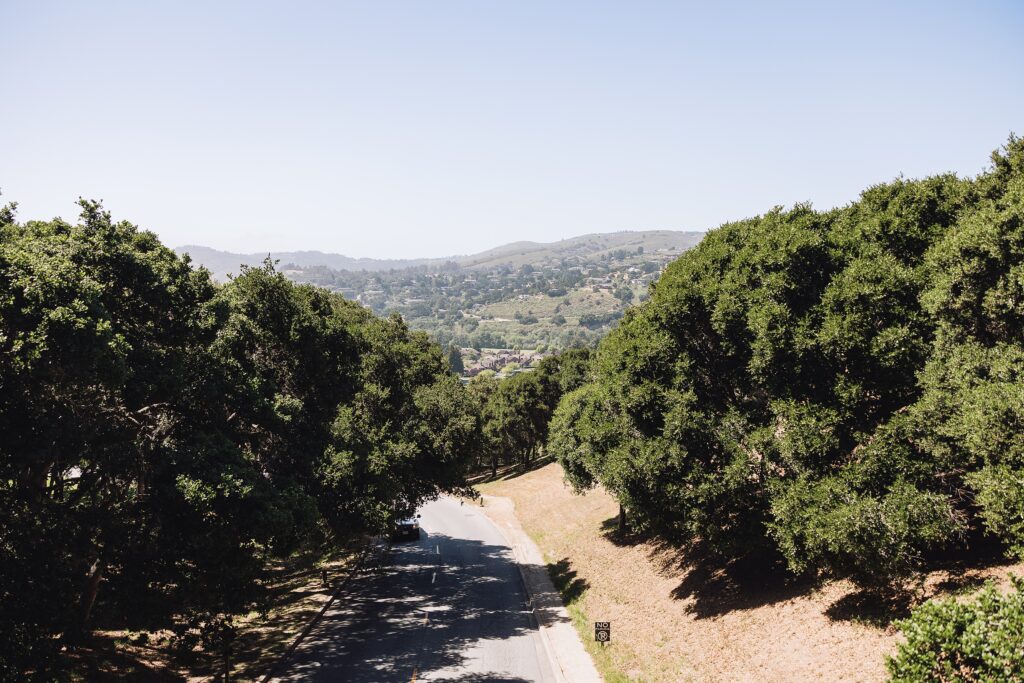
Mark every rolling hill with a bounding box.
[176,230,704,281]
[176,230,705,359]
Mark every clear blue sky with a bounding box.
[1,1,1021,258]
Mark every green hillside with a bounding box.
[181,230,705,355]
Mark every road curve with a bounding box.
[274,497,557,682]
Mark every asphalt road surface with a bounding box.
[276,497,557,682]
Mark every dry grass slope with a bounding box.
[479,463,1024,683]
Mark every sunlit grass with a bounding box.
[545,553,638,683]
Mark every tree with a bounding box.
[549,136,1024,587]
[887,577,1024,682]
[447,344,465,374]
[317,312,477,534]
[481,372,547,473]
[0,202,288,670]
[476,349,592,477]
[0,202,481,678]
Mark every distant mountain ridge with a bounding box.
[173,246,437,280]
[176,230,704,280]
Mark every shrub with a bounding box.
[770,476,959,586]
[968,465,1024,559]
[887,576,1024,682]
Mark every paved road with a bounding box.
[276,497,557,682]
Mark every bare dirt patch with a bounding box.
[478,463,1024,683]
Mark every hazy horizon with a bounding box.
[175,227,705,262]
[2,1,1022,258]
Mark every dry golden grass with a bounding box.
[475,288,623,323]
[478,463,1024,683]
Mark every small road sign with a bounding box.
[594,622,610,643]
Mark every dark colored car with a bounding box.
[391,515,421,541]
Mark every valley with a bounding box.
[178,230,705,365]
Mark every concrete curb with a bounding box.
[479,495,603,683]
[499,522,568,683]
[260,541,388,683]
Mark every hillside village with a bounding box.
[289,248,675,366]
[459,348,546,378]
[180,231,704,370]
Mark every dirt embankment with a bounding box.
[478,463,1024,683]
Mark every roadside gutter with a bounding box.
[480,494,603,683]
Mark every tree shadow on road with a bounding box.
[275,533,555,682]
[428,675,535,682]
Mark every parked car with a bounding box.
[391,515,421,541]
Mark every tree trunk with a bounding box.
[25,457,54,497]
[79,558,105,630]
[618,503,627,533]
[67,557,105,645]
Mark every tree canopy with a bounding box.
[470,348,592,477]
[0,202,477,679]
[549,136,1024,587]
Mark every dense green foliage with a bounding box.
[550,137,1024,586]
[471,349,592,476]
[887,577,1024,682]
[0,203,476,679]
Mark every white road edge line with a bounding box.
[470,498,571,683]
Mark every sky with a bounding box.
[1,1,1022,259]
